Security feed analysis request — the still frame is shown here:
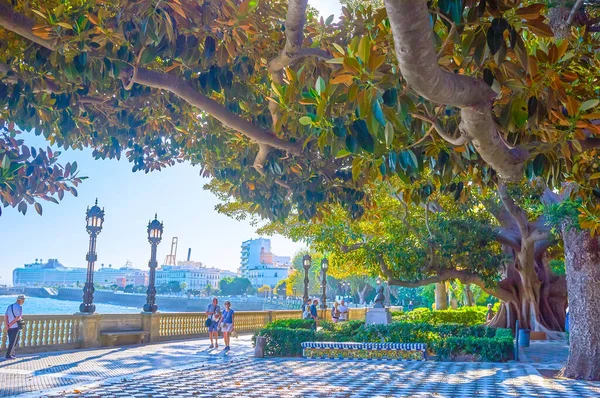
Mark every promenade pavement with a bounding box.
[1,335,599,397]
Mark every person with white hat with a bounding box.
[4,295,25,359]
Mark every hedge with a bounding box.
[263,319,315,330]
[254,319,513,361]
[391,307,488,326]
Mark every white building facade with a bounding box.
[155,261,235,291]
[239,238,291,288]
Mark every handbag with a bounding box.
[10,304,25,330]
[205,317,212,327]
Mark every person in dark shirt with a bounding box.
[309,299,318,329]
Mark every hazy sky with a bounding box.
[0,1,342,284]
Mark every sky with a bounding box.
[0,0,342,285]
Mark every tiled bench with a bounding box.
[301,342,427,361]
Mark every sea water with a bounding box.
[0,295,144,315]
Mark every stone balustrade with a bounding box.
[0,308,369,353]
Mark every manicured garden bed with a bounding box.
[253,311,513,362]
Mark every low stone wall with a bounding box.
[0,308,368,354]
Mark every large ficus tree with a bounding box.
[0,0,599,379]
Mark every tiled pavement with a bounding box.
[1,336,599,397]
[520,340,570,371]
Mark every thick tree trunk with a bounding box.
[561,227,600,380]
[488,186,567,335]
[435,282,448,310]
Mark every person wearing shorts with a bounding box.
[219,301,235,352]
[206,297,221,349]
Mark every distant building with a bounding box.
[155,260,235,291]
[219,270,239,280]
[12,259,147,287]
[96,261,147,287]
[239,238,291,288]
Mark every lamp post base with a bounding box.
[79,303,96,314]
[143,303,158,313]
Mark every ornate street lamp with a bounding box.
[80,199,104,314]
[320,258,328,309]
[302,254,311,304]
[144,214,163,313]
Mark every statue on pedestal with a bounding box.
[373,285,385,308]
[366,284,391,325]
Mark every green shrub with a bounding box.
[432,327,513,362]
[264,319,314,330]
[254,320,513,361]
[254,327,316,357]
[392,307,487,326]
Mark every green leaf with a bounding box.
[346,135,358,153]
[511,98,528,128]
[487,18,509,56]
[384,123,394,148]
[1,155,9,169]
[332,43,345,55]
[350,120,374,153]
[315,76,326,96]
[352,157,362,181]
[372,100,386,126]
[325,14,334,25]
[299,116,313,125]
[333,124,347,138]
[336,149,351,158]
[580,99,599,112]
[140,46,156,65]
[382,88,397,107]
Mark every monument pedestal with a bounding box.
[365,307,392,325]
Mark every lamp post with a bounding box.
[80,199,104,314]
[320,258,328,309]
[144,214,163,313]
[302,254,311,304]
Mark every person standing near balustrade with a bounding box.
[4,295,25,360]
[206,297,221,349]
[218,301,235,353]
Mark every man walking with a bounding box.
[206,297,221,349]
[4,295,25,360]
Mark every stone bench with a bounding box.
[301,342,427,361]
[100,330,149,347]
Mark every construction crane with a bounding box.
[163,237,178,266]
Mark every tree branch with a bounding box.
[497,183,529,237]
[411,113,468,146]
[126,67,302,155]
[567,0,585,25]
[384,0,528,181]
[340,242,367,253]
[378,254,509,300]
[268,0,310,85]
[0,1,58,50]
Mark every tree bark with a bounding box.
[435,282,448,310]
[561,227,600,380]
[0,1,57,50]
[383,0,528,181]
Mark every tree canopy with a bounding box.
[0,0,598,229]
